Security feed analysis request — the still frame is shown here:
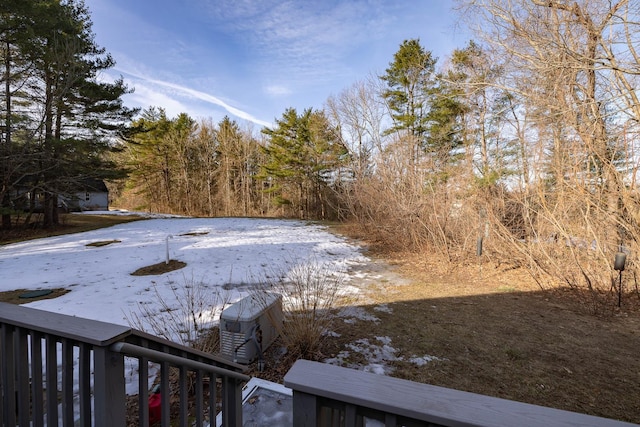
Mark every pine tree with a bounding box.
[38,0,135,226]
[0,0,47,228]
[1,0,135,227]
[260,108,347,219]
[381,39,437,165]
[126,108,178,212]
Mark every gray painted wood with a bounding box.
[16,327,30,427]
[62,339,75,425]
[221,376,243,427]
[291,391,318,426]
[30,332,44,427]
[138,356,150,427]
[161,359,170,427]
[79,343,92,426]
[45,334,58,425]
[194,371,204,427]
[2,324,16,427]
[110,342,249,380]
[93,346,126,427]
[0,326,4,424]
[1,303,249,426]
[284,359,636,427]
[0,302,132,346]
[179,366,189,426]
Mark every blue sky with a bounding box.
[85,1,469,128]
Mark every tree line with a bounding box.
[116,107,347,219]
[4,0,640,303]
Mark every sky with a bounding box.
[83,1,469,129]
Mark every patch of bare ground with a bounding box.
[130,260,187,276]
[0,288,70,304]
[0,213,143,245]
[249,250,640,424]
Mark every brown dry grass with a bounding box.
[250,242,640,424]
[350,254,640,423]
[0,213,143,245]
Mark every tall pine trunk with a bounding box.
[2,41,12,229]
[42,70,55,228]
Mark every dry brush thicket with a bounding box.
[333,0,640,310]
[252,260,349,360]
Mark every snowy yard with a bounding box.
[0,214,369,330]
[1,212,437,383]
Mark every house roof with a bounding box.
[14,177,109,193]
[79,179,108,193]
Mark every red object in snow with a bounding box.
[149,392,161,425]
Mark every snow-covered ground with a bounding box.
[0,213,367,328]
[1,211,447,425]
[0,211,441,382]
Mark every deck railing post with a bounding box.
[16,328,30,427]
[93,346,126,427]
[221,376,243,427]
[1,324,16,427]
[291,391,318,427]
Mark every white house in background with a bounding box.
[60,179,109,211]
[14,178,109,212]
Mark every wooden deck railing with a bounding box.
[0,302,249,427]
[284,359,637,427]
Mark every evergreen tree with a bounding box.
[261,108,347,219]
[126,107,181,212]
[0,0,47,228]
[381,39,437,164]
[0,0,135,228]
[38,0,135,226]
[425,71,466,174]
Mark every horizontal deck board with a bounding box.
[0,302,131,345]
[284,360,636,427]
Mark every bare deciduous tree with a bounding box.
[456,0,640,301]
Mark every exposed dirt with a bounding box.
[130,259,187,276]
[0,288,70,304]
[0,213,142,245]
[86,239,121,247]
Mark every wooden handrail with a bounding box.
[284,359,637,427]
[111,342,250,381]
[0,301,131,346]
[0,302,247,427]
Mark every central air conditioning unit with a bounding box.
[219,292,283,366]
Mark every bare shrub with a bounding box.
[480,183,640,312]
[253,259,349,360]
[125,275,230,353]
[339,135,474,260]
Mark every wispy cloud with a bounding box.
[90,0,466,128]
[118,68,272,127]
[127,84,189,118]
[200,0,384,86]
[264,85,292,97]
